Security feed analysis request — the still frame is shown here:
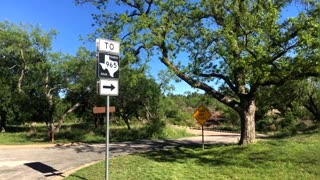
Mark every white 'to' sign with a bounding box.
[96,39,120,54]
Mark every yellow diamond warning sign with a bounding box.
[193,105,211,126]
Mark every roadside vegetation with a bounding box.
[1,88,318,145]
[0,123,191,145]
[65,130,320,180]
[1,85,319,146]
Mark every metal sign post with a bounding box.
[96,38,120,180]
[202,124,204,150]
[192,105,211,150]
[105,96,110,180]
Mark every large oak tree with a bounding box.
[78,0,320,144]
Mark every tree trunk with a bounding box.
[46,90,55,143]
[55,102,82,132]
[0,111,6,132]
[18,49,28,94]
[124,118,131,130]
[238,96,256,145]
[304,94,320,121]
[48,123,55,143]
[47,118,55,143]
[95,115,99,127]
[95,115,105,127]
[120,114,131,130]
[99,115,105,126]
[123,117,131,130]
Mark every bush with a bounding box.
[166,110,194,127]
[146,118,166,138]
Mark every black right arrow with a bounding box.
[103,84,115,91]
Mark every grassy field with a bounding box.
[0,125,49,144]
[0,123,191,144]
[65,131,320,180]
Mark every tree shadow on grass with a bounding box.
[140,135,320,170]
[138,142,282,169]
[139,143,252,167]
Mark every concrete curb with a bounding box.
[52,160,104,180]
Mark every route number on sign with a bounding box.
[98,53,120,79]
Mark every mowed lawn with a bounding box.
[66,131,320,180]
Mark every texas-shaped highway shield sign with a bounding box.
[98,52,119,79]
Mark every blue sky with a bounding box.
[0,0,196,94]
[0,0,96,54]
[0,1,302,95]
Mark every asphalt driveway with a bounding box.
[0,130,243,180]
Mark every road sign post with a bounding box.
[193,105,211,150]
[106,96,110,180]
[96,38,120,180]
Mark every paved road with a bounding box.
[0,130,246,180]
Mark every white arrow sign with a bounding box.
[96,39,120,54]
[99,79,119,96]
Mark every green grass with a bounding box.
[0,123,192,144]
[0,125,50,144]
[0,132,45,144]
[65,131,320,180]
